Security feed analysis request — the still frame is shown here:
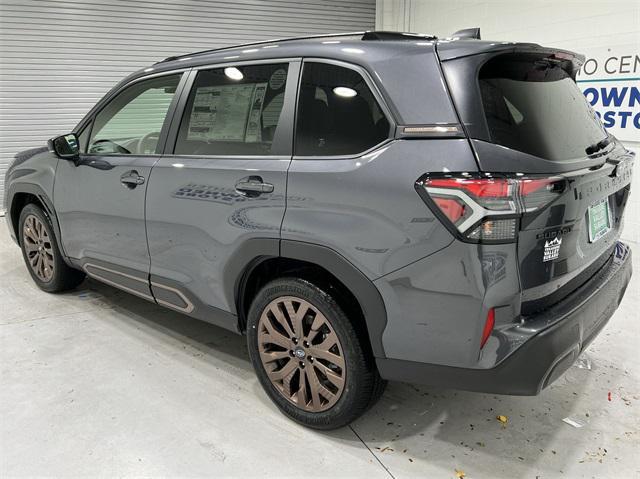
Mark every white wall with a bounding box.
[376,0,640,243]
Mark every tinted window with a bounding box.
[175,63,289,156]
[88,74,181,155]
[479,53,608,161]
[295,63,389,156]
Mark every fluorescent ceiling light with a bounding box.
[333,86,357,98]
[224,67,243,80]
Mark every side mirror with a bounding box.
[49,133,80,160]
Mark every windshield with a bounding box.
[478,53,608,162]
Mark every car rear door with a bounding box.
[144,60,300,325]
[54,72,186,299]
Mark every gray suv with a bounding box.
[4,31,634,429]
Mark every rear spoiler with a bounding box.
[451,28,481,40]
[437,42,585,78]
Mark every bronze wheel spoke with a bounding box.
[268,358,297,381]
[297,368,309,407]
[259,311,291,349]
[283,299,306,339]
[260,349,290,364]
[257,295,346,413]
[306,365,323,410]
[24,241,38,253]
[313,361,345,389]
[308,346,345,370]
[23,226,37,244]
[282,363,298,397]
[270,303,295,339]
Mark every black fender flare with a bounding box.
[225,238,387,358]
[5,182,72,265]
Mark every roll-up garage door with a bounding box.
[0,0,375,207]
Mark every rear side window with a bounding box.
[175,63,289,156]
[295,62,389,156]
[479,53,608,161]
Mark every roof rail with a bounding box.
[157,31,365,64]
[451,28,481,40]
[361,31,437,41]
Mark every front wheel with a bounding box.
[18,203,85,292]
[247,277,385,429]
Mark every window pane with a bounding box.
[479,53,608,161]
[295,63,389,156]
[88,74,181,155]
[175,63,289,156]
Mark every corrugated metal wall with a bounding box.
[0,0,376,206]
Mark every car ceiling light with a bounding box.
[333,86,357,98]
[224,67,243,80]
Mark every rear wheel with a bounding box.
[18,203,85,292]
[247,277,385,429]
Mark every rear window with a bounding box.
[479,53,608,162]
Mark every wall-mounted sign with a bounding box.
[576,48,639,143]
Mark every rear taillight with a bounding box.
[416,174,564,243]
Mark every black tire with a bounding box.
[18,203,85,293]
[247,277,385,429]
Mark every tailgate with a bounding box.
[439,43,635,312]
[518,153,633,314]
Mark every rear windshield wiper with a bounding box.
[585,136,612,156]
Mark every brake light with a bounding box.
[427,178,511,198]
[416,174,564,243]
[480,308,495,349]
[433,197,467,224]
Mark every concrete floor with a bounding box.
[1,217,638,479]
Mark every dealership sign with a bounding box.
[576,49,639,142]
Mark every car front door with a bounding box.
[144,61,299,327]
[54,72,185,299]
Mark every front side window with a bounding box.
[175,63,289,156]
[88,74,181,155]
[295,62,390,156]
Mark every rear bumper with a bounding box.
[376,241,632,395]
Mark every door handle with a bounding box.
[120,170,145,188]
[235,176,274,195]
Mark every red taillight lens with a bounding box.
[418,174,564,243]
[433,197,467,224]
[427,178,511,198]
[480,308,495,349]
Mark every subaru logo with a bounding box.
[294,347,306,359]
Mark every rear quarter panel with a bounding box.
[282,139,476,279]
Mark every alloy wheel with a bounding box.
[257,296,346,412]
[22,214,54,282]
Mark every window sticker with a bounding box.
[245,84,267,143]
[187,84,263,141]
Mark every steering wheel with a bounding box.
[137,131,161,155]
[88,139,130,155]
